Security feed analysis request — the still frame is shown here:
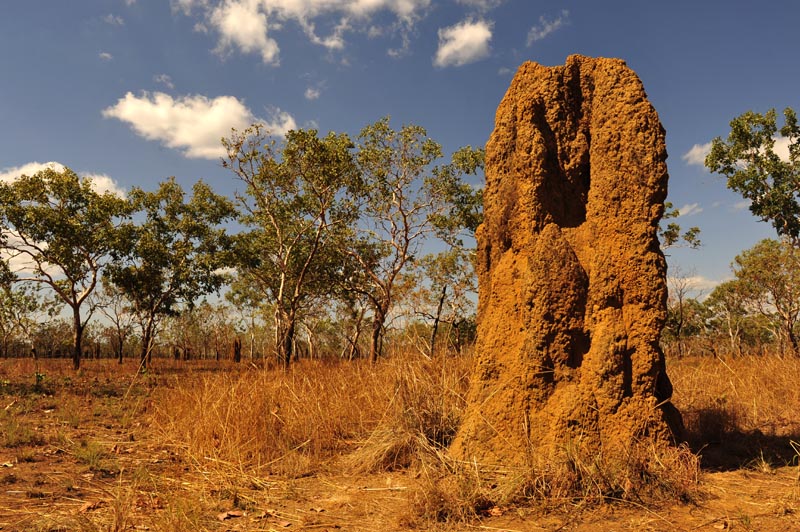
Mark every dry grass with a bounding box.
[403,435,701,525]
[2,350,799,530]
[151,352,705,525]
[151,354,470,478]
[670,353,800,469]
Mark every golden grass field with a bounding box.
[0,351,798,531]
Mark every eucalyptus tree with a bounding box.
[413,248,477,357]
[704,279,753,355]
[223,125,361,369]
[732,238,800,355]
[104,177,235,368]
[347,119,484,362]
[0,167,131,369]
[342,119,441,361]
[706,107,800,243]
[225,275,272,361]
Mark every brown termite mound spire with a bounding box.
[450,55,683,467]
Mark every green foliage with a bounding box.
[223,125,361,367]
[664,297,708,343]
[0,167,131,369]
[704,280,764,353]
[659,202,701,249]
[732,238,800,354]
[428,146,484,246]
[706,107,800,241]
[105,177,235,365]
[413,248,477,356]
[0,285,41,356]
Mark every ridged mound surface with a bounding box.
[450,55,682,466]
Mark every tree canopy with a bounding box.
[706,107,800,242]
[223,125,361,368]
[0,119,485,367]
[0,167,131,369]
[104,177,235,368]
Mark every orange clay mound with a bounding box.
[450,55,683,466]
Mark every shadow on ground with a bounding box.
[683,404,800,471]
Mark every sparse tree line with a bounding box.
[664,238,800,356]
[0,118,483,370]
[4,106,799,368]
[665,106,800,357]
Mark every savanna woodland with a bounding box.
[0,109,799,531]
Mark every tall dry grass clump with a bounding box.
[344,354,469,473]
[409,438,700,523]
[151,354,471,479]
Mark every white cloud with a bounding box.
[82,173,127,197]
[209,0,280,64]
[733,200,751,211]
[691,276,721,291]
[0,162,125,197]
[102,91,296,159]
[433,19,492,68]
[684,136,792,169]
[682,142,712,166]
[154,74,175,89]
[773,136,791,161]
[677,202,703,217]
[497,66,512,75]
[99,52,114,61]
[304,87,321,100]
[527,9,569,46]
[175,0,431,64]
[103,14,125,25]
[125,0,137,5]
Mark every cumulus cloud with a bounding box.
[154,73,175,89]
[0,161,125,197]
[682,142,712,166]
[99,52,114,61]
[174,0,431,64]
[527,9,569,45]
[304,87,321,100]
[102,91,296,159]
[209,0,280,64]
[433,19,492,68]
[676,202,703,217]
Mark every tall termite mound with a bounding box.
[450,55,683,466]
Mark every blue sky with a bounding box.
[1,1,797,293]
